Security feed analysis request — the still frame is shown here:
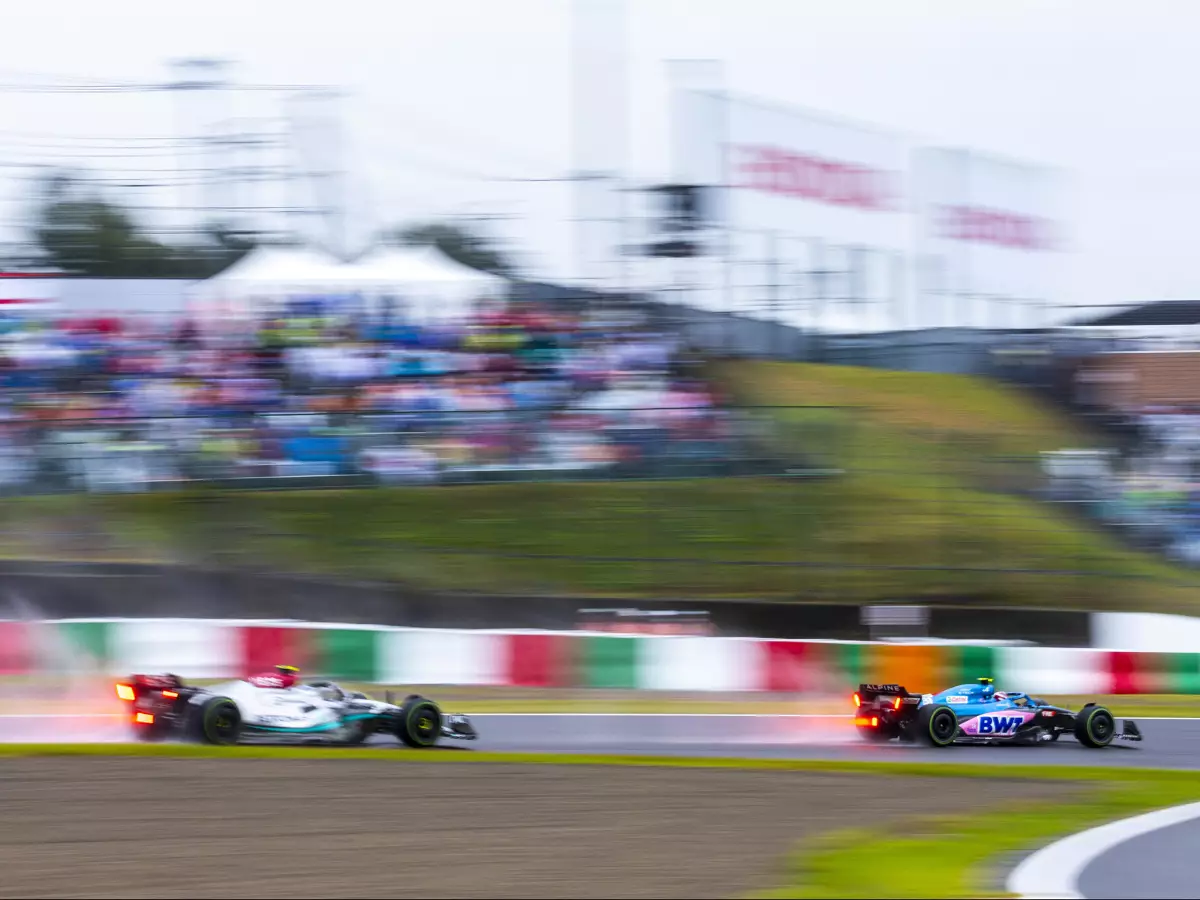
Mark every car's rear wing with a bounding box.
[854,683,923,713]
[114,674,187,703]
[855,683,914,700]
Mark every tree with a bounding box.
[390,220,515,276]
[23,171,257,278]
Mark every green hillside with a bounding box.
[3,360,1195,610]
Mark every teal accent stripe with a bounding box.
[246,713,381,734]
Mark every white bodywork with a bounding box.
[191,680,393,739]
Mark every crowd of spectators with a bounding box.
[1042,405,1200,565]
[0,299,741,492]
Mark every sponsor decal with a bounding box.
[945,695,969,704]
[936,204,1053,251]
[733,144,899,212]
[960,710,1037,737]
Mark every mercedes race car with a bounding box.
[852,677,1142,748]
[115,668,478,748]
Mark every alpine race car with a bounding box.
[852,677,1142,748]
[115,672,478,748]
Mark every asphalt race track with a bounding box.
[463,714,1200,768]
[2,712,1198,767]
[1076,814,1200,899]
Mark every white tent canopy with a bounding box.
[195,246,348,295]
[188,246,352,323]
[340,245,508,322]
[190,244,508,325]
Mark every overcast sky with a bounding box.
[0,0,1194,315]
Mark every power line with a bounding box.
[0,81,335,94]
[0,129,205,144]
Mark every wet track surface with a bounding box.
[1077,814,1200,899]
[461,714,1200,768]
[3,712,1198,767]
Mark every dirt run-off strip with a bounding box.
[0,757,1081,900]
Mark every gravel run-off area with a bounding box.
[0,757,1078,899]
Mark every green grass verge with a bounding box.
[756,776,1200,899]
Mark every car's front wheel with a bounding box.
[1074,706,1116,748]
[396,696,442,748]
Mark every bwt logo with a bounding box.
[733,144,899,212]
[977,715,1025,735]
[938,205,1053,251]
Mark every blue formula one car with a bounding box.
[852,677,1143,748]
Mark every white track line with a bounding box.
[1007,800,1200,899]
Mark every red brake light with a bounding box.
[115,684,135,702]
[852,693,861,708]
[854,716,873,726]
[871,717,878,727]
[893,696,902,710]
[134,712,155,725]
[162,690,179,699]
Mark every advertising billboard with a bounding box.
[666,88,1068,332]
[912,148,1066,329]
[669,88,912,331]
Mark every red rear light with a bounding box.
[115,684,135,702]
[871,717,878,727]
[134,712,155,725]
[854,716,873,726]
[852,693,861,708]
[162,690,179,699]
[893,696,903,710]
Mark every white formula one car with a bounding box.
[115,666,477,748]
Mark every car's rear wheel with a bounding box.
[1074,706,1116,748]
[917,704,958,747]
[192,697,242,746]
[397,696,442,748]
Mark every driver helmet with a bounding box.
[276,664,300,678]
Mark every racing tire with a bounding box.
[1074,706,1116,748]
[192,697,242,746]
[397,696,442,748]
[916,704,958,747]
[856,722,900,742]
